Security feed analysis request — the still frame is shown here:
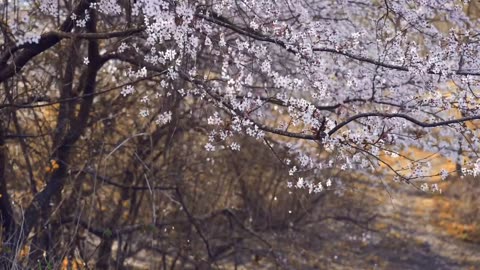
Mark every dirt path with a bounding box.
[364,184,480,269]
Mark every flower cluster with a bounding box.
[91,0,121,15]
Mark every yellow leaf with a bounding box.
[61,258,69,270]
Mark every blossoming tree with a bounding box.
[1,0,480,267]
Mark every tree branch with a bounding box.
[0,0,93,83]
[48,27,146,40]
[328,112,480,136]
[199,11,480,77]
